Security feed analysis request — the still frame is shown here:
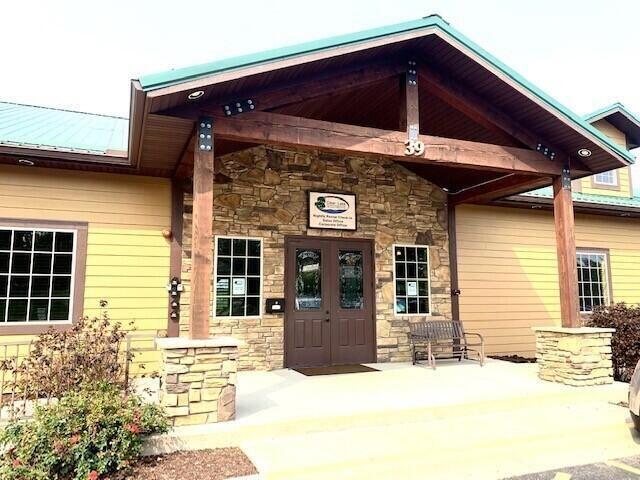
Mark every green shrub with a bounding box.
[0,383,168,480]
[587,302,640,382]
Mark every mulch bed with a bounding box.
[489,354,536,364]
[116,448,257,480]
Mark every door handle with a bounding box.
[325,311,330,322]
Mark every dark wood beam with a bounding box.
[450,174,550,205]
[553,167,580,327]
[213,111,563,176]
[189,117,214,339]
[418,64,591,175]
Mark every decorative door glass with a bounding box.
[338,250,364,309]
[295,249,322,310]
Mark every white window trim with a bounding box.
[213,235,264,320]
[392,243,432,317]
[593,170,618,187]
[0,226,77,326]
[576,249,610,314]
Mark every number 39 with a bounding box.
[404,139,425,156]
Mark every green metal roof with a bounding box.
[584,102,640,125]
[522,187,640,209]
[0,101,128,155]
[138,14,633,164]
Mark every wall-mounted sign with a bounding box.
[308,191,357,230]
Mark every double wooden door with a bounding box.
[284,237,375,368]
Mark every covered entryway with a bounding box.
[284,237,375,368]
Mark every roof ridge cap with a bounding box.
[0,100,128,121]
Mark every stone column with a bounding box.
[532,327,615,386]
[155,337,242,427]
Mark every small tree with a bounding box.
[587,302,640,382]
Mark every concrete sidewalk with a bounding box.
[146,360,638,479]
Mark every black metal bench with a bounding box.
[409,320,484,369]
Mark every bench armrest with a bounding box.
[463,332,484,344]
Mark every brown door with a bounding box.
[285,237,375,368]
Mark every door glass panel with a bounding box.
[339,250,364,309]
[295,249,322,310]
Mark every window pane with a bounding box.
[408,297,418,314]
[247,277,260,296]
[418,263,428,279]
[417,248,428,262]
[54,232,74,252]
[217,257,231,275]
[0,253,8,273]
[396,297,407,314]
[0,230,11,250]
[216,297,230,316]
[246,297,259,316]
[231,297,245,316]
[395,262,405,279]
[232,238,246,256]
[52,276,71,297]
[33,253,52,274]
[217,238,231,256]
[296,249,321,310]
[216,277,230,296]
[418,297,429,314]
[0,276,6,297]
[50,299,70,321]
[406,263,417,279]
[12,253,31,273]
[576,252,608,313]
[232,258,246,275]
[13,231,32,251]
[53,255,72,274]
[29,299,49,321]
[34,231,53,251]
[418,280,428,296]
[396,280,406,296]
[406,248,416,262]
[31,276,50,297]
[339,250,364,309]
[7,300,28,321]
[248,240,261,257]
[247,258,260,276]
[10,277,29,297]
[0,300,5,321]
[394,246,405,261]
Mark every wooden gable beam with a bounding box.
[212,110,563,176]
[449,174,550,205]
[417,63,591,175]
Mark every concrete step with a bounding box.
[242,401,637,480]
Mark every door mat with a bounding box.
[293,364,379,376]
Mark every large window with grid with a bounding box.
[593,170,617,186]
[577,250,610,313]
[0,227,77,324]
[393,244,431,315]
[214,236,262,318]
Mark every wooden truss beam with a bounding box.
[212,111,563,176]
[449,174,550,205]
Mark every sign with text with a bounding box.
[308,192,357,230]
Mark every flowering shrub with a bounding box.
[0,383,168,480]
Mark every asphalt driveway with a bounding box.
[505,456,640,479]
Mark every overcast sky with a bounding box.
[3,0,639,187]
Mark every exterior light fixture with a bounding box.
[577,148,592,158]
[18,159,34,166]
[187,90,205,100]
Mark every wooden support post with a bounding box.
[399,60,419,140]
[189,117,214,339]
[553,164,580,328]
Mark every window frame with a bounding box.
[576,248,612,314]
[392,243,432,317]
[0,219,87,335]
[213,235,264,319]
[592,170,620,190]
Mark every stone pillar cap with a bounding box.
[155,336,244,349]
[532,326,615,334]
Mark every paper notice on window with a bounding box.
[406,281,418,296]
[232,278,246,295]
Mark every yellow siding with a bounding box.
[580,119,632,198]
[0,165,171,360]
[457,204,640,357]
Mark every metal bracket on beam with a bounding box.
[198,117,213,152]
[222,99,256,116]
[406,60,418,142]
[561,164,571,190]
[536,143,557,161]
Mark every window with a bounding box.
[577,250,610,313]
[393,244,431,315]
[593,171,617,186]
[214,236,262,317]
[0,226,79,324]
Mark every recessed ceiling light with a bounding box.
[187,90,205,100]
[577,148,592,158]
[18,159,34,166]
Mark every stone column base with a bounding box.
[156,337,242,427]
[532,327,615,386]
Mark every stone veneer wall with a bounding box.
[533,327,614,386]
[180,146,451,370]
